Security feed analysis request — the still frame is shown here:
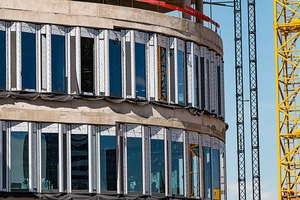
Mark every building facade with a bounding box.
[0,0,226,199]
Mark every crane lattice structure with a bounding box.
[275,1,300,199]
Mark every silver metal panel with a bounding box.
[210,51,217,114]
[211,137,220,150]
[221,59,225,119]
[99,30,106,95]
[16,22,21,91]
[0,121,3,190]
[121,30,129,98]
[202,134,211,147]
[75,27,81,93]
[149,34,157,101]
[125,124,142,137]
[58,124,64,192]
[187,42,193,106]
[150,126,164,140]
[70,124,88,134]
[100,126,116,136]
[142,126,150,195]
[173,38,178,104]
[170,128,184,142]
[183,131,189,197]
[130,30,135,98]
[6,22,11,90]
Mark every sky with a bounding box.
[204,0,277,199]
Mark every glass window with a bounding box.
[171,141,184,196]
[100,136,117,192]
[22,32,36,90]
[151,139,165,194]
[178,50,185,105]
[135,43,146,98]
[212,149,220,200]
[10,131,29,190]
[125,41,131,96]
[189,144,200,197]
[200,57,205,109]
[52,34,66,93]
[127,137,142,193]
[2,130,6,189]
[41,133,59,191]
[81,37,94,93]
[203,146,212,198]
[63,133,67,191]
[109,39,122,97]
[194,55,199,107]
[0,30,5,90]
[71,134,88,190]
[158,46,167,101]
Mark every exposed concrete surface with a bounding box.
[0,98,226,141]
[0,0,223,55]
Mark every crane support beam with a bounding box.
[234,0,246,199]
[275,1,300,199]
[247,0,261,199]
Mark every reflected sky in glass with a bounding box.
[171,141,184,195]
[190,144,200,197]
[135,43,146,98]
[52,35,65,93]
[212,149,220,197]
[22,32,36,90]
[109,39,122,97]
[178,50,184,105]
[203,146,212,198]
[151,139,165,194]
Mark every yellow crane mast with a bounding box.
[275,1,300,199]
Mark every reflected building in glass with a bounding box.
[0,0,227,200]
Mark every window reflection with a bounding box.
[41,133,59,191]
[135,43,146,98]
[2,130,6,189]
[0,30,5,90]
[189,144,200,197]
[127,137,142,192]
[194,55,199,107]
[109,39,122,97]
[158,46,167,101]
[52,35,66,93]
[212,149,220,200]
[151,139,165,194]
[71,134,88,190]
[100,136,117,192]
[11,131,29,190]
[81,37,94,93]
[22,32,36,90]
[203,146,212,198]
[171,141,184,195]
[178,50,185,105]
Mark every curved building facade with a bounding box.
[0,0,226,199]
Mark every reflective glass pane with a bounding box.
[171,141,184,195]
[2,131,6,189]
[212,149,220,199]
[127,137,142,192]
[52,35,65,93]
[22,32,36,90]
[189,144,200,197]
[71,134,88,190]
[11,131,29,190]
[178,50,185,105]
[194,55,199,107]
[135,43,146,98]
[203,146,212,198]
[151,139,165,194]
[158,46,167,101]
[109,39,122,97]
[41,133,59,190]
[81,37,94,93]
[0,30,5,90]
[100,136,117,192]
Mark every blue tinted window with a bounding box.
[151,139,165,194]
[178,50,185,105]
[127,137,142,192]
[0,31,5,90]
[212,149,220,199]
[203,146,212,198]
[100,136,117,192]
[189,144,200,197]
[11,131,29,190]
[41,133,59,191]
[22,32,36,90]
[135,43,146,98]
[71,134,88,190]
[109,39,122,97]
[171,141,184,195]
[194,55,199,107]
[52,35,65,93]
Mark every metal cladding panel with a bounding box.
[186,42,193,106]
[125,124,142,137]
[99,30,106,95]
[210,51,217,114]
[40,123,59,133]
[121,30,131,98]
[202,134,211,147]
[221,59,225,119]
[148,33,157,101]
[211,137,220,150]
[143,126,150,195]
[70,124,88,134]
[204,47,210,112]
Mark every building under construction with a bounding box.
[0,0,226,199]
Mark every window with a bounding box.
[10,131,29,190]
[109,39,122,97]
[203,146,212,198]
[194,55,199,107]
[2,128,7,190]
[178,50,185,105]
[212,149,220,200]
[135,43,146,98]
[52,34,66,93]
[0,29,5,90]
[151,139,165,194]
[81,37,94,94]
[41,133,59,191]
[158,46,167,101]
[100,135,117,192]
[200,57,205,110]
[22,32,36,90]
[71,134,88,190]
[127,137,143,192]
[171,141,184,195]
[189,144,200,197]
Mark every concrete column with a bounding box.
[196,0,204,24]
[182,0,191,20]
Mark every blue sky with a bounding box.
[205,0,277,199]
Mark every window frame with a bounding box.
[0,21,6,91]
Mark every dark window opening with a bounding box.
[22,32,36,90]
[109,39,122,97]
[194,55,199,107]
[151,139,165,194]
[0,30,6,90]
[203,146,212,198]
[2,130,6,189]
[81,37,94,94]
[135,43,146,98]
[125,41,131,96]
[178,50,185,105]
[52,35,66,93]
